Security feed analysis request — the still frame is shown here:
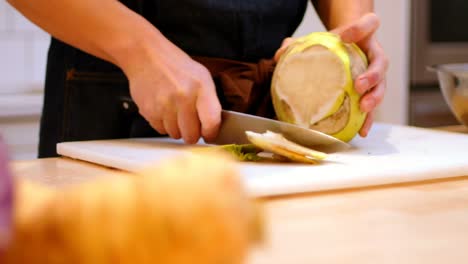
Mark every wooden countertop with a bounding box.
[10,125,468,263]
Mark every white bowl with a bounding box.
[428,63,468,127]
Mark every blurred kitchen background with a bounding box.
[0,0,466,160]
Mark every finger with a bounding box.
[163,107,181,139]
[149,119,167,135]
[355,41,389,94]
[139,96,168,136]
[360,79,386,113]
[177,99,201,144]
[281,37,295,46]
[359,111,374,137]
[274,37,295,62]
[197,80,222,142]
[338,13,380,43]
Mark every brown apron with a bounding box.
[193,56,277,119]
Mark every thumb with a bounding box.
[274,37,295,62]
[333,13,380,43]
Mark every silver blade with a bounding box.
[211,110,350,152]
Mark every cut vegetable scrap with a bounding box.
[245,130,327,164]
[195,132,327,164]
[195,144,263,161]
[217,144,263,161]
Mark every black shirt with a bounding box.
[132,0,308,61]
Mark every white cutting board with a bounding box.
[57,123,468,197]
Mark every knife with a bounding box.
[212,110,350,152]
[118,96,349,152]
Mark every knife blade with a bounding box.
[211,110,350,152]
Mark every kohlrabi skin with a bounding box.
[0,135,13,252]
[272,32,368,142]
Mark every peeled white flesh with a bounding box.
[274,45,347,127]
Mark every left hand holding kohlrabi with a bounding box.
[274,13,389,140]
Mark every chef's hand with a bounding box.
[121,38,222,144]
[274,13,389,137]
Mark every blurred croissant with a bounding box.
[1,152,263,264]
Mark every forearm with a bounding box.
[311,0,374,29]
[7,0,168,73]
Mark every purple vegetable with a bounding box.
[0,135,13,250]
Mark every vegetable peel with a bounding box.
[245,130,327,164]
